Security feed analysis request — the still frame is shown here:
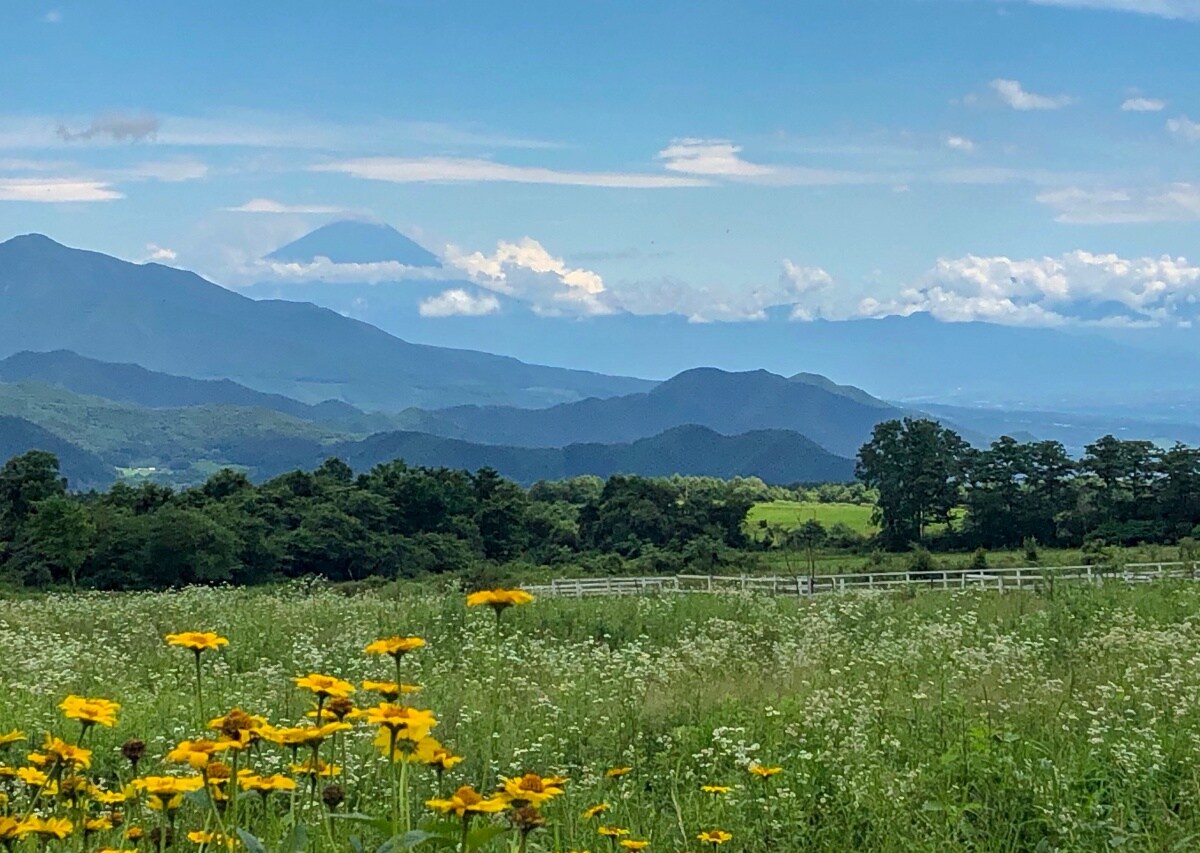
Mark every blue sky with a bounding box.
[2,0,1199,327]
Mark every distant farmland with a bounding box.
[746,500,877,535]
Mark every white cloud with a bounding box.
[225,198,347,214]
[56,113,160,143]
[1167,115,1200,141]
[142,244,177,263]
[657,138,775,177]
[944,135,976,152]
[448,238,616,316]
[42,10,62,23]
[609,261,836,323]
[311,157,707,189]
[418,288,501,317]
[858,251,1200,327]
[249,257,449,285]
[1121,96,1166,112]
[0,177,121,202]
[1005,0,1200,19]
[990,79,1075,110]
[1037,183,1200,223]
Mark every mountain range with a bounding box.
[0,234,648,411]
[3,225,1200,491]
[236,222,1200,415]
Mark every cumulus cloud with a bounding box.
[944,135,976,152]
[1167,115,1200,141]
[608,261,836,323]
[448,238,616,316]
[225,198,347,214]
[657,138,775,177]
[1037,183,1200,223]
[0,177,122,202]
[56,113,160,143]
[311,157,707,189]
[1121,96,1166,112]
[990,79,1075,110]
[142,244,177,263]
[418,288,501,317]
[858,251,1200,327]
[1004,0,1200,19]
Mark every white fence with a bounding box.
[522,561,1200,599]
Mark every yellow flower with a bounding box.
[426,785,508,816]
[26,751,49,766]
[419,739,464,772]
[364,636,426,657]
[42,734,92,768]
[90,786,129,804]
[501,772,566,807]
[187,830,236,847]
[0,817,19,842]
[618,842,649,851]
[583,803,610,819]
[362,680,422,701]
[125,827,146,841]
[133,775,205,807]
[209,709,269,744]
[605,766,633,779]
[289,758,341,778]
[167,739,235,769]
[17,816,73,840]
[293,673,355,699]
[0,730,24,748]
[748,764,782,778]
[697,830,733,844]
[701,784,732,794]
[238,773,297,794]
[85,816,114,833]
[597,826,629,837]
[366,704,436,742]
[165,631,229,652]
[16,766,48,786]
[59,695,120,728]
[466,588,535,611]
[96,849,137,853]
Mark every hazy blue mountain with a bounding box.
[241,278,1200,411]
[267,220,442,266]
[403,367,904,458]
[0,350,406,433]
[317,424,854,485]
[0,415,114,489]
[0,235,651,411]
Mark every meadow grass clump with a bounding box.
[2,580,1200,850]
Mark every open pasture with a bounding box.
[3,582,1200,851]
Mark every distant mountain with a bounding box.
[267,221,442,267]
[0,381,344,480]
[405,367,904,458]
[319,425,854,485]
[256,283,1200,411]
[0,350,406,433]
[0,235,650,410]
[0,415,113,489]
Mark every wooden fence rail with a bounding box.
[521,561,1200,599]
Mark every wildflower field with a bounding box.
[3,582,1200,852]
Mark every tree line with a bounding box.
[856,418,1200,551]
[0,451,759,589]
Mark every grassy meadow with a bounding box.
[4,582,1200,851]
[744,501,877,536]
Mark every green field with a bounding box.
[4,582,1200,851]
[746,500,877,535]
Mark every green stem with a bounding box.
[194,650,205,725]
[388,730,400,839]
[459,815,471,853]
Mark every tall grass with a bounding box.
[3,581,1200,850]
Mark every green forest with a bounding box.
[2,418,1199,590]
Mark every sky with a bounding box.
[2,0,1200,328]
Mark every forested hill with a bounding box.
[400,367,903,459]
